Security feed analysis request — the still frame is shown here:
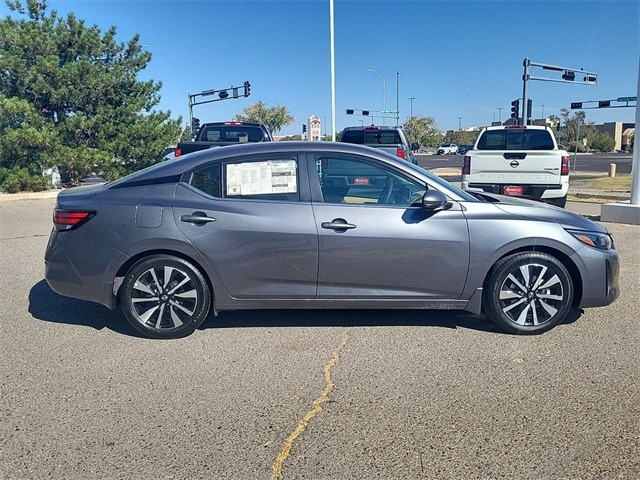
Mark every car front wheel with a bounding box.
[483,252,574,335]
[120,255,211,339]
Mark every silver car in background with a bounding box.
[45,142,619,339]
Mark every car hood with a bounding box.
[475,192,608,233]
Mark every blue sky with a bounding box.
[7,0,639,135]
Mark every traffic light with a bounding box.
[510,99,520,119]
[562,70,575,81]
[570,102,583,110]
[583,75,597,84]
[218,90,229,99]
[598,100,610,108]
[243,81,251,97]
[302,124,307,134]
[346,109,354,114]
[527,98,532,118]
[362,110,369,116]
[191,117,200,133]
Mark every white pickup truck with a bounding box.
[461,125,570,207]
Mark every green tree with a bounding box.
[0,0,182,186]
[0,95,57,171]
[589,132,616,153]
[446,129,480,146]
[402,116,443,148]
[558,108,596,153]
[234,101,294,134]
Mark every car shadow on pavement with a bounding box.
[28,280,141,337]
[30,280,582,337]
[202,308,502,333]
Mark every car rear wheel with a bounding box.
[483,252,573,335]
[120,255,211,339]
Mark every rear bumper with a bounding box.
[44,229,126,310]
[462,181,569,199]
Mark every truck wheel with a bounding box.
[483,252,573,335]
[120,255,211,339]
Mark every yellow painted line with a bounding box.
[270,332,349,480]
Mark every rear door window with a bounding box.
[477,129,555,150]
[188,156,300,201]
[199,126,265,143]
[340,129,401,145]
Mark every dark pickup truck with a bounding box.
[338,125,417,164]
[175,121,273,157]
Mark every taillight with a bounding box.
[396,148,406,159]
[53,209,94,231]
[174,147,182,157]
[462,155,471,175]
[561,155,570,176]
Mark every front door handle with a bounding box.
[180,211,217,225]
[321,218,356,232]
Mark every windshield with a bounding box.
[477,129,555,150]
[340,129,402,145]
[199,126,265,143]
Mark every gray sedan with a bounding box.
[45,142,619,338]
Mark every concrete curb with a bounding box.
[0,190,60,202]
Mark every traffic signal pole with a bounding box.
[522,58,530,124]
[187,81,251,134]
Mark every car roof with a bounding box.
[200,121,266,127]
[342,125,404,130]
[484,125,549,131]
[110,141,410,188]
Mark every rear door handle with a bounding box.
[321,218,356,232]
[180,211,217,225]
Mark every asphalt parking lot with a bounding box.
[1,195,638,479]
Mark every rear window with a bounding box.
[199,126,265,143]
[476,129,555,150]
[340,129,402,145]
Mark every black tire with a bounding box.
[483,252,573,335]
[120,255,211,339]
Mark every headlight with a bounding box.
[567,229,614,250]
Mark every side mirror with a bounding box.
[422,190,450,211]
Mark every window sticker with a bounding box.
[226,160,297,196]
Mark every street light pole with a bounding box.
[497,107,502,122]
[408,97,415,118]
[458,116,462,130]
[396,71,400,126]
[367,68,386,125]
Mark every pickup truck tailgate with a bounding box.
[468,150,563,185]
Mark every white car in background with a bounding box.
[437,143,458,155]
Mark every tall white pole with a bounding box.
[367,68,386,125]
[600,54,640,223]
[330,0,336,141]
[630,55,640,205]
